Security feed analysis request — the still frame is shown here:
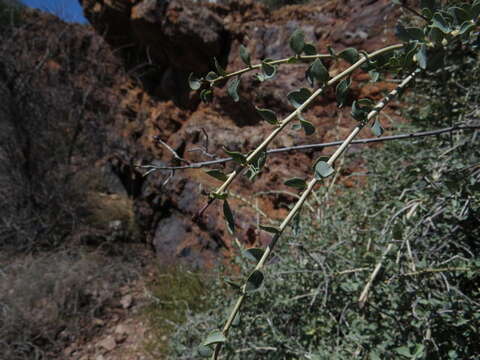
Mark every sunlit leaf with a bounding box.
[227,76,241,102]
[369,70,380,82]
[210,192,228,200]
[188,73,202,90]
[371,118,384,137]
[314,159,334,179]
[416,44,427,69]
[203,330,227,346]
[205,71,218,82]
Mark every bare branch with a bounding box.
[141,125,480,172]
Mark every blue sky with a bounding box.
[20,0,87,23]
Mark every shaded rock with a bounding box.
[72,0,403,266]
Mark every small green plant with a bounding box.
[145,0,480,358]
[143,265,213,357]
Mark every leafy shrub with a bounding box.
[159,0,480,358]
[170,83,479,358]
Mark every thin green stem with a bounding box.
[210,54,332,86]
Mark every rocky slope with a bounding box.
[0,1,406,358]
[1,0,404,266]
[74,0,403,266]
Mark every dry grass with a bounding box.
[0,250,138,359]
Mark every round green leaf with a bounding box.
[243,247,266,262]
[432,13,451,33]
[307,58,329,85]
[245,270,264,293]
[284,177,307,190]
[416,44,427,69]
[351,100,368,122]
[300,118,315,135]
[369,70,380,82]
[371,118,384,137]
[205,169,228,182]
[205,71,218,82]
[339,47,360,64]
[223,147,246,164]
[223,200,235,234]
[289,28,305,55]
[214,57,226,76]
[255,107,278,125]
[200,89,213,103]
[198,345,213,357]
[239,44,251,67]
[314,160,334,179]
[227,76,241,102]
[261,61,276,80]
[303,43,317,56]
[335,77,351,107]
[188,73,202,90]
[287,88,312,108]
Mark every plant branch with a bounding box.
[212,68,418,360]
[210,53,333,85]
[141,125,480,172]
[200,44,404,219]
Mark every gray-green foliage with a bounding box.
[170,3,480,356]
[171,71,479,358]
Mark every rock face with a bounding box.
[70,0,402,266]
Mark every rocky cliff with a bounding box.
[75,0,404,266]
[3,0,403,266]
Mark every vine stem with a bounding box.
[212,68,419,360]
[200,43,404,218]
[210,54,333,85]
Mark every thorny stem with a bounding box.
[398,2,430,22]
[141,125,480,171]
[200,43,404,219]
[212,68,419,360]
